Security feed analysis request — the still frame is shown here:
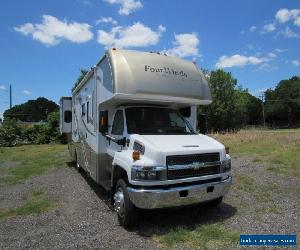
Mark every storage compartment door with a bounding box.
[59,97,72,134]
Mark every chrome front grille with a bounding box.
[166,153,221,180]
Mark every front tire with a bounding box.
[114,179,138,227]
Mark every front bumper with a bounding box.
[127,176,232,209]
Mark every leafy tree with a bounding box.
[72,69,88,92]
[3,97,58,122]
[265,76,300,127]
[234,88,262,126]
[200,69,237,131]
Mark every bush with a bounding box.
[0,119,23,146]
[0,111,65,147]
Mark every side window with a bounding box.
[82,103,86,116]
[87,101,90,123]
[64,111,72,123]
[111,110,124,135]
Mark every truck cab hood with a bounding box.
[131,134,226,159]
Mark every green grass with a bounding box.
[155,223,239,250]
[0,190,56,220]
[0,144,69,186]
[235,175,255,192]
[211,129,300,178]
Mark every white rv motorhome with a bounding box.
[60,49,232,227]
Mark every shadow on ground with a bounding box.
[135,202,237,237]
[69,162,237,237]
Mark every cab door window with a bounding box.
[111,110,124,135]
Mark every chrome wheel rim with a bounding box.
[114,187,125,217]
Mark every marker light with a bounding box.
[132,151,140,161]
[225,146,230,154]
[100,116,104,126]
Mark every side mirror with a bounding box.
[117,137,126,146]
[198,113,207,134]
[99,110,108,134]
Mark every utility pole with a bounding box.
[9,84,12,109]
[259,90,266,127]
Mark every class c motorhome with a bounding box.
[60,49,232,227]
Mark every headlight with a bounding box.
[131,165,167,181]
[220,159,231,172]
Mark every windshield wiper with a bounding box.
[165,129,194,134]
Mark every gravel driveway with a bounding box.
[0,165,158,250]
[1,157,299,249]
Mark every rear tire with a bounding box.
[114,179,138,228]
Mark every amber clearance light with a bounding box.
[225,146,230,154]
[132,151,140,161]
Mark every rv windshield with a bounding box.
[125,107,195,135]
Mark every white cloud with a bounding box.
[0,85,7,91]
[23,90,32,95]
[291,59,300,66]
[249,26,257,32]
[258,63,277,72]
[104,0,142,15]
[215,54,264,68]
[96,17,118,26]
[258,88,268,93]
[275,8,300,23]
[97,22,165,48]
[14,15,93,46]
[279,26,300,38]
[274,48,287,53]
[241,26,257,35]
[163,33,200,58]
[294,16,300,27]
[77,0,92,6]
[268,52,277,58]
[262,23,276,33]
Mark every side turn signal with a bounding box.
[132,151,140,161]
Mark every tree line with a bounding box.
[199,70,300,132]
[0,69,299,146]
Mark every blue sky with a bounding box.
[0,0,300,118]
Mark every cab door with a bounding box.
[107,109,125,159]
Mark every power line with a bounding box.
[265,99,300,102]
[9,84,12,109]
[259,90,266,127]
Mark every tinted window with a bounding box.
[64,111,72,123]
[87,101,90,123]
[82,103,86,116]
[111,110,124,135]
